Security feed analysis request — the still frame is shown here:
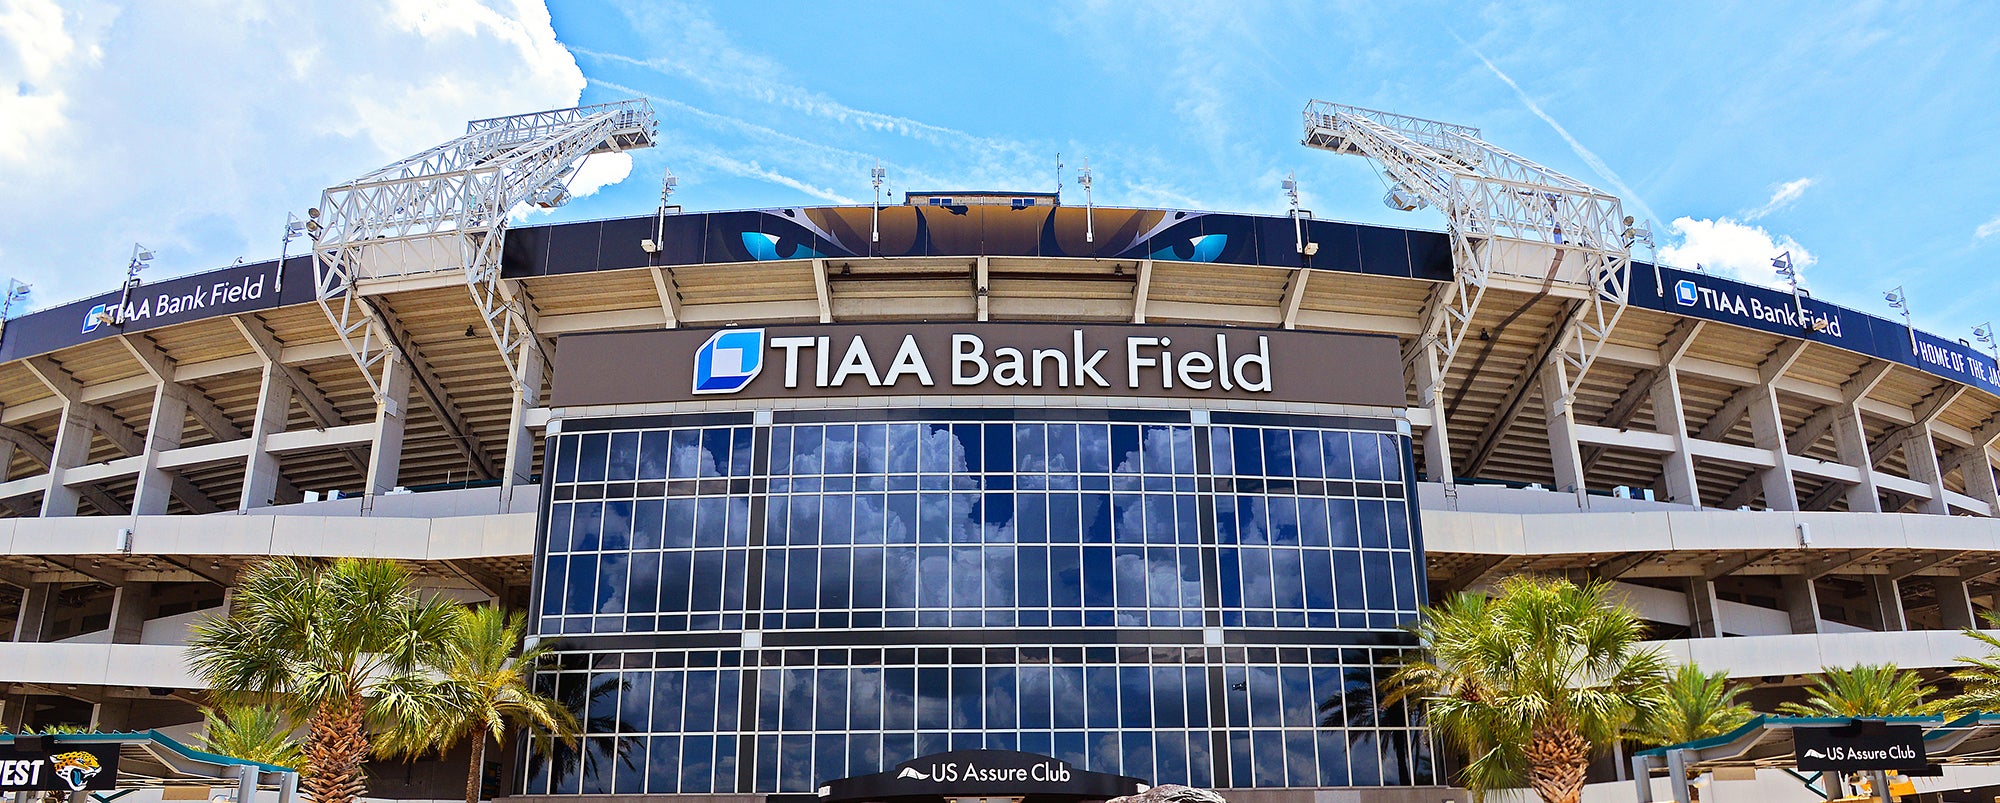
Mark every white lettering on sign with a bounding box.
[908,761,1074,784]
[1679,283,1843,337]
[0,759,43,788]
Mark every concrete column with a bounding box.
[132,386,188,515]
[11,583,54,642]
[365,351,413,499]
[239,362,292,511]
[1957,448,2000,515]
[1899,424,1952,515]
[1866,575,1906,631]
[108,582,154,644]
[0,695,24,731]
[1541,357,1587,496]
[1747,386,1798,510]
[1650,368,1702,508]
[1685,577,1723,638]
[1936,576,1977,630]
[500,340,545,512]
[0,440,14,483]
[39,405,94,517]
[1830,405,1882,512]
[1781,574,1823,634]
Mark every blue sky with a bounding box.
[3,1,1997,343]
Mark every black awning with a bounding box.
[803,750,1148,803]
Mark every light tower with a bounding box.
[871,162,886,245]
[1076,159,1095,243]
[1885,285,1915,353]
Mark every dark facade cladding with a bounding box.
[525,409,1432,796]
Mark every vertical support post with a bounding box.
[1685,577,1723,638]
[1747,385,1798,510]
[1936,575,1976,630]
[109,581,153,643]
[239,362,292,511]
[1542,355,1586,498]
[1632,755,1655,803]
[39,404,94,517]
[1830,405,1882,512]
[1781,574,1823,634]
[1866,575,1906,631]
[1899,424,1951,515]
[11,583,53,642]
[1666,749,1692,803]
[974,255,990,322]
[1651,367,1702,508]
[1956,447,2000,515]
[1414,345,1453,485]
[501,338,545,513]
[365,350,413,500]
[235,762,258,803]
[277,771,298,803]
[132,385,188,515]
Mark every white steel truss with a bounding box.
[310,99,657,398]
[1302,101,1633,412]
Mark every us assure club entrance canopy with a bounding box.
[794,750,1149,803]
[1633,714,2000,803]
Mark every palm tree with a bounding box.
[377,606,578,803]
[1626,664,1757,748]
[1383,575,1669,803]
[195,705,304,769]
[186,557,458,803]
[1949,610,2000,713]
[1777,664,1938,717]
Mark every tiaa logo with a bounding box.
[692,328,765,394]
[1674,279,1699,307]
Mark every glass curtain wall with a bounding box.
[526,410,1427,795]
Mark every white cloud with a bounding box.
[0,0,589,308]
[1658,216,1815,288]
[1743,177,1814,220]
[1978,213,2000,239]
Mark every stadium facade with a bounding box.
[4,191,2000,803]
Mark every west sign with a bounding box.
[552,323,1404,409]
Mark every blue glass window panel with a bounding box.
[655,551,691,612]
[1142,495,1175,545]
[571,503,602,552]
[767,428,793,476]
[691,550,725,612]
[1268,497,1299,546]
[982,424,1012,472]
[1284,730,1318,787]
[648,737,679,795]
[1109,494,1141,543]
[1183,666,1210,727]
[849,423,886,474]
[949,546,981,608]
[1321,431,1353,479]
[1230,427,1264,476]
[1055,731,1089,773]
[1380,435,1405,482]
[1083,546,1115,607]
[778,668,814,731]
[696,429,730,477]
[1109,425,1140,473]
[1388,500,1411,549]
[1353,431,1384,480]
[564,556,596,615]
[1089,731,1120,776]
[600,501,633,551]
[1343,666,1376,726]
[1150,666,1185,727]
[1155,731,1188,785]
[853,494,886,545]
[664,498,696,548]
[1046,667,1084,729]
[1014,423,1047,471]
[1270,549,1305,610]
[883,668,916,730]
[1316,730,1350,786]
[1017,494,1048,543]
[1187,732,1214,788]
[691,497,724,547]
[616,671,651,734]
[1359,499,1389,549]
[1332,550,1365,609]
[1115,666,1150,729]
[984,546,1015,608]
[917,424,951,473]
[1252,730,1285,787]
[884,548,919,609]
[813,668,846,731]
[1084,666,1118,728]
[631,500,664,549]
[916,668,949,730]
[553,435,579,484]
[540,556,565,616]
[822,425,857,475]
[1047,494,1079,542]
[1348,732,1381,786]
[626,552,660,614]
[1020,732,1053,762]
[1292,430,1325,478]
[608,432,639,481]
[789,426,823,476]
[885,494,918,544]
[1122,730,1152,784]
[1248,666,1284,727]
[577,433,608,483]
[784,548,817,610]
[680,669,717,732]
[1236,496,1269,544]
[849,667,882,731]
[1302,551,1336,611]
[1396,551,1420,610]
[753,733,778,792]
[1279,666,1316,727]
[1049,546,1082,607]
[678,735,713,793]
[778,734,811,791]
[1208,427,1235,475]
[850,547,884,610]
[653,669,689,731]
[1082,493,1112,543]
[1363,551,1394,612]
[1263,428,1294,477]
[728,497,751,546]
[950,492,982,543]
[1298,497,1330,547]
[1019,666,1052,728]
[1112,546,1147,607]
[821,494,854,545]
[1077,424,1111,473]
[886,424,920,472]
[1329,499,1360,548]
[819,548,852,609]
[547,503,573,553]
[918,493,949,543]
[949,666,983,729]
[1239,547,1275,609]
[663,429,700,478]
[1036,423,1071,473]
[983,493,1014,538]
[952,423,981,471]
[1217,549,1241,609]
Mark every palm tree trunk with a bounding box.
[1526,724,1592,803]
[301,697,371,803]
[465,737,486,803]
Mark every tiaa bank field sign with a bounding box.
[551,323,1404,408]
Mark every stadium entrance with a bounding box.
[802,749,1148,803]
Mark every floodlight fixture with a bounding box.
[1285,173,1316,257]
[1885,285,1916,353]
[1077,158,1096,243]
[645,168,680,254]
[871,161,886,245]
[1770,251,1808,327]
[1977,322,1997,364]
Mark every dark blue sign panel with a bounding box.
[1631,263,2000,398]
[0,256,318,363]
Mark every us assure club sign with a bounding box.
[1794,722,1928,772]
[552,323,1404,409]
[815,750,1146,802]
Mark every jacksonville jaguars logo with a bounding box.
[49,752,102,791]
